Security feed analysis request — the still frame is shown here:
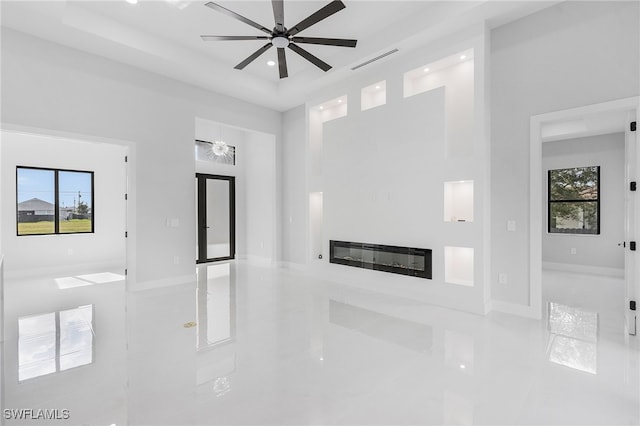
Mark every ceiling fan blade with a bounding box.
[272,0,285,33]
[288,43,331,72]
[204,2,272,35]
[234,43,273,70]
[201,35,270,41]
[277,48,288,79]
[288,0,346,36]
[291,36,357,48]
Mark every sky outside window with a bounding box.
[58,171,92,210]
[17,168,55,203]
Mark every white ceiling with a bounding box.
[1,0,561,111]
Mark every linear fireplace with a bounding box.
[330,240,432,279]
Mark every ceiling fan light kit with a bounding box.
[201,0,358,79]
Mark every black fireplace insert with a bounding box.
[329,240,432,279]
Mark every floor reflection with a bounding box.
[443,390,474,426]
[3,270,127,426]
[18,305,94,381]
[444,329,475,374]
[196,263,236,349]
[329,300,433,353]
[55,272,125,289]
[2,265,638,425]
[546,302,598,374]
[196,263,237,401]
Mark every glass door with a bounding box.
[196,174,235,263]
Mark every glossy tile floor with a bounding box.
[1,262,639,425]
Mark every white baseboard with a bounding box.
[4,260,125,281]
[129,273,195,292]
[490,300,541,319]
[276,261,307,271]
[542,261,624,278]
[243,255,275,268]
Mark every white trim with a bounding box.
[129,273,195,292]
[530,97,639,324]
[243,255,275,268]
[0,254,4,343]
[4,260,125,281]
[491,300,541,319]
[542,262,624,278]
[276,261,307,271]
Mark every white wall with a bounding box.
[281,106,307,266]
[323,88,446,248]
[1,131,126,276]
[490,1,639,306]
[542,133,625,271]
[244,131,276,264]
[297,27,490,314]
[1,28,282,288]
[405,58,475,158]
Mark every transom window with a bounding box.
[548,166,600,235]
[17,166,94,236]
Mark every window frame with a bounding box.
[547,166,600,235]
[16,166,95,236]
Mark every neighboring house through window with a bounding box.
[17,166,94,236]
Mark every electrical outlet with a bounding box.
[173,256,180,265]
[570,248,577,255]
[499,273,507,284]
[507,220,516,232]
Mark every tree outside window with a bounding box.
[548,166,600,235]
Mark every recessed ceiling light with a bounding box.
[460,364,466,369]
[338,99,342,103]
[126,0,138,4]
[319,106,324,110]
[460,55,467,60]
[267,60,276,67]
[424,67,429,72]
[375,85,380,89]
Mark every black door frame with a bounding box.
[196,173,236,263]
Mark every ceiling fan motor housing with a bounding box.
[272,35,290,48]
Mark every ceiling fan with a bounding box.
[201,0,358,78]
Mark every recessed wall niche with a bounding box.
[309,95,348,177]
[403,49,474,158]
[361,80,386,111]
[444,246,474,286]
[444,180,474,222]
[309,192,323,260]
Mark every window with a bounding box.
[17,167,94,236]
[548,166,600,234]
[195,139,236,165]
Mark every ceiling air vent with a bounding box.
[351,49,399,71]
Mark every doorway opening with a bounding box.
[530,97,639,335]
[196,174,236,263]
